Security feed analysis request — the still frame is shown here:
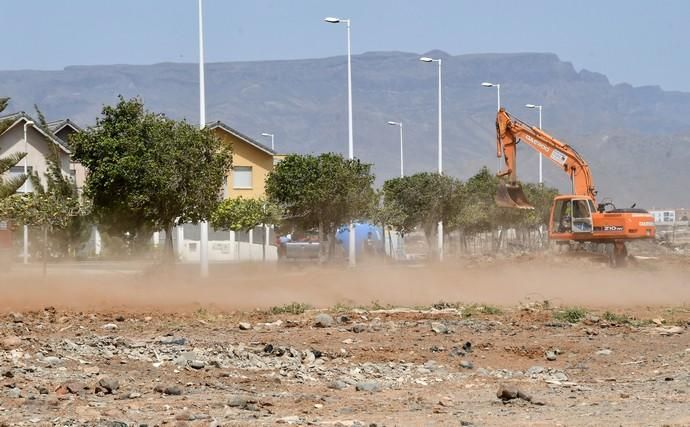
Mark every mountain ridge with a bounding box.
[1,51,688,207]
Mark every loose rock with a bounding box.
[154,385,183,395]
[355,381,381,392]
[431,322,449,334]
[329,380,348,390]
[496,384,518,401]
[351,324,367,333]
[336,315,351,324]
[97,377,120,394]
[1,336,22,349]
[228,394,259,411]
[189,360,205,369]
[42,356,63,366]
[314,313,334,328]
[460,360,474,369]
[239,322,252,330]
[56,381,88,395]
[656,326,684,336]
[159,336,187,346]
[497,385,538,404]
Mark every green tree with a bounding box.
[211,197,279,232]
[265,153,375,260]
[0,153,27,200]
[457,167,559,250]
[0,190,81,276]
[456,167,499,234]
[71,97,232,262]
[33,107,92,257]
[0,97,28,199]
[519,183,559,229]
[382,173,464,255]
[211,196,281,261]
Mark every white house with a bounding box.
[0,112,76,190]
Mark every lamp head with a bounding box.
[481,82,495,87]
[419,57,434,63]
[324,17,341,23]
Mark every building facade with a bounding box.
[650,209,676,225]
[0,112,73,191]
[208,121,276,200]
[175,121,280,263]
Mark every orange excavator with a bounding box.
[494,108,655,265]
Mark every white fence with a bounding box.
[174,224,278,263]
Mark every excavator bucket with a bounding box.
[495,182,534,209]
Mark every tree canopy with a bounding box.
[381,172,464,240]
[71,97,232,261]
[456,167,558,233]
[379,167,559,255]
[211,197,279,232]
[265,153,375,259]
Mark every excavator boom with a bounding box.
[495,108,596,206]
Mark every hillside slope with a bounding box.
[2,51,688,207]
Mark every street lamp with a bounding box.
[387,121,404,177]
[198,0,209,277]
[420,56,444,261]
[525,104,543,184]
[481,82,501,111]
[22,120,34,265]
[260,132,275,151]
[324,16,356,267]
[324,17,353,161]
[482,82,501,171]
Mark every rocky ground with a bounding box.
[1,299,689,426]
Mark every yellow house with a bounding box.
[208,121,276,199]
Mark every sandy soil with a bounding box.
[0,255,689,426]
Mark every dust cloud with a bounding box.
[1,258,689,313]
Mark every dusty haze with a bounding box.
[2,258,688,313]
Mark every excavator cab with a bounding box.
[495,181,534,209]
[550,196,594,239]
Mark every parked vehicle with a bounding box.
[277,231,320,263]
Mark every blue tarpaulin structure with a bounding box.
[335,222,383,255]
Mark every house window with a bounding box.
[233,166,253,189]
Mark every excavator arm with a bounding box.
[495,108,597,208]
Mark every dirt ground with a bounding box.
[1,254,689,426]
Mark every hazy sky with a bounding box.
[3,0,688,91]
